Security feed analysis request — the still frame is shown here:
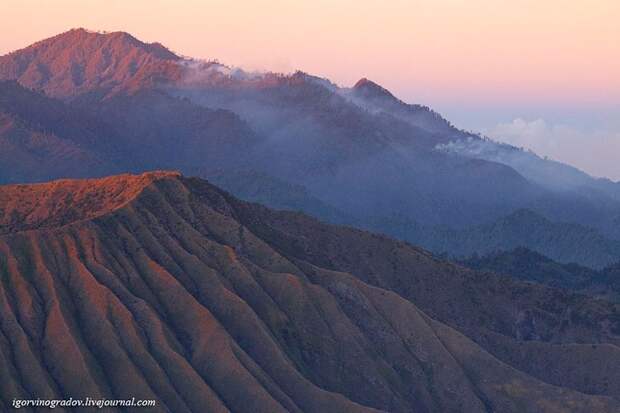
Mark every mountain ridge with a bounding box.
[460,247,620,302]
[0,170,179,234]
[2,172,620,412]
[410,208,620,269]
[1,29,619,269]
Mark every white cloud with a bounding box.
[484,118,620,181]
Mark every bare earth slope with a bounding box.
[1,172,619,412]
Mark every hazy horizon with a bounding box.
[3,0,618,180]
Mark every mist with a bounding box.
[485,118,620,182]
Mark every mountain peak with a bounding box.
[352,77,396,100]
[0,28,180,97]
[33,28,179,60]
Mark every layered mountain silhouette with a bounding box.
[461,247,620,302]
[1,28,619,267]
[414,209,620,269]
[1,172,620,412]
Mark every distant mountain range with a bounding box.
[417,209,620,269]
[1,28,619,267]
[461,247,620,302]
[1,171,620,412]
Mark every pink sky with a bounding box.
[2,0,619,179]
[2,0,618,107]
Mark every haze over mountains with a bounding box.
[1,171,620,412]
[1,28,619,268]
[461,247,620,303]
[2,28,620,412]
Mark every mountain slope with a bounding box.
[461,247,620,302]
[416,209,620,268]
[1,172,620,412]
[0,112,112,183]
[1,29,619,266]
[346,77,460,138]
[199,168,349,224]
[0,30,547,228]
[0,79,262,183]
[0,28,180,98]
[0,80,122,183]
[171,70,545,227]
[438,136,620,202]
[80,89,262,172]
